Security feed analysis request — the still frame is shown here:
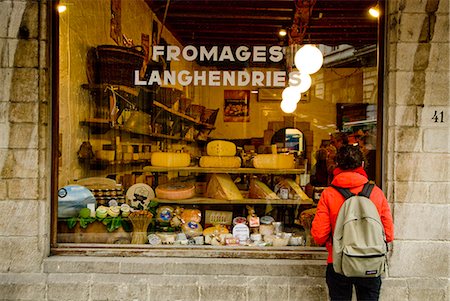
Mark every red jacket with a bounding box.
[311,167,394,264]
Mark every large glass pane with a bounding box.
[55,0,379,252]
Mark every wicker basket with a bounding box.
[201,108,219,125]
[95,45,145,86]
[187,104,205,121]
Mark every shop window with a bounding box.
[52,0,382,257]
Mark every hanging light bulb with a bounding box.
[282,86,301,104]
[294,44,323,74]
[280,99,297,113]
[369,5,380,18]
[57,4,67,13]
[288,72,312,93]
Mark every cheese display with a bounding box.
[150,152,191,167]
[156,205,174,223]
[274,178,310,201]
[199,156,241,168]
[181,221,203,238]
[155,182,195,200]
[248,179,280,199]
[206,140,237,156]
[126,183,155,209]
[252,154,295,169]
[203,224,229,236]
[206,174,243,200]
[180,208,202,223]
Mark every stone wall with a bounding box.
[0,0,448,300]
[0,0,50,276]
[385,0,449,293]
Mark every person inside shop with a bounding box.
[325,132,348,184]
[311,144,394,301]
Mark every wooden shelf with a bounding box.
[154,197,313,205]
[143,166,306,175]
[152,100,215,130]
[80,119,196,143]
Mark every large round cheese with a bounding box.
[252,154,295,169]
[206,140,236,156]
[155,182,195,200]
[151,152,190,167]
[199,156,241,168]
[126,183,155,209]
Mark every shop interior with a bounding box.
[55,0,380,253]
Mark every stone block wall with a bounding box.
[0,0,50,277]
[385,0,449,290]
[0,0,448,300]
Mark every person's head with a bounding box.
[335,144,364,170]
[330,132,348,149]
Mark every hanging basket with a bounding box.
[95,45,145,86]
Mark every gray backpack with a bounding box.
[332,182,388,277]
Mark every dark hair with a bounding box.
[335,145,363,170]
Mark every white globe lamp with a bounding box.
[282,86,301,104]
[280,99,297,113]
[288,72,312,93]
[294,44,323,74]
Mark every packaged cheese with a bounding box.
[180,208,202,223]
[203,224,229,236]
[248,179,280,199]
[206,174,243,200]
[181,221,203,238]
[206,140,236,156]
[252,154,295,169]
[151,152,190,167]
[199,156,241,168]
[274,178,310,201]
[155,182,195,200]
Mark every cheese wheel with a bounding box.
[155,183,195,200]
[199,156,241,168]
[252,154,295,169]
[206,174,243,200]
[151,152,190,167]
[206,140,236,156]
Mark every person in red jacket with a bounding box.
[311,144,394,301]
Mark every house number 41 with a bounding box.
[432,110,444,123]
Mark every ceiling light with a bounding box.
[288,72,312,93]
[282,87,301,104]
[280,99,297,113]
[294,44,323,75]
[369,5,380,18]
[57,4,67,13]
[278,29,287,37]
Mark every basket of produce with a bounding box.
[95,45,145,86]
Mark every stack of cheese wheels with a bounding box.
[252,153,295,169]
[151,152,190,167]
[199,140,241,168]
[155,182,195,200]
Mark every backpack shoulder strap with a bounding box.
[330,185,354,200]
[358,181,375,198]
